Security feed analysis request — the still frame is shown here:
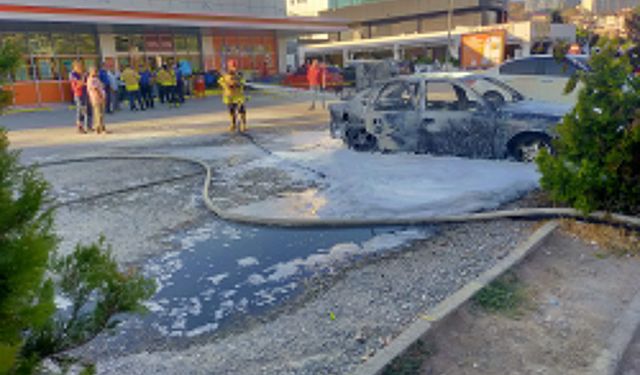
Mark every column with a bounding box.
[342,48,350,65]
[393,44,401,61]
[276,32,288,74]
[201,34,215,71]
[98,33,116,62]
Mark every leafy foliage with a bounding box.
[537,40,640,214]
[0,41,54,374]
[22,239,155,363]
[0,42,20,111]
[0,127,56,374]
[473,273,526,316]
[0,42,155,374]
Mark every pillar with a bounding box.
[393,44,401,61]
[201,35,215,71]
[277,32,288,74]
[342,48,350,65]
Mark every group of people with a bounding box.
[69,61,192,134]
[69,58,330,135]
[119,64,188,112]
[70,61,109,134]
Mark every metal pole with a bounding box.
[446,0,453,71]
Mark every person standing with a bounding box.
[168,64,179,107]
[139,65,155,110]
[121,65,144,111]
[69,61,91,133]
[87,67,107,134]
[156,65,171,105]
[218,59,247,132]
[175,64,185,104]
[307,59,326,110]
[107,67,119,112]
[98,63,112,114]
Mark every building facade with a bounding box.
[0,0,344,105]
[320,0,508,41]
[287,0,330,16]
[581,0,637,14]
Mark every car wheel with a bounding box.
[511,135,552,162]
[483,91,505,109]
[346,128,377,152]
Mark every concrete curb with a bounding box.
[351,220,560,375]
[590,284,640,375]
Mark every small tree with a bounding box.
[0,40,54,374]
[0,42,155,374]
[537,39,640,214]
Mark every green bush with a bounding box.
[0,128,56,373]
[0,43,155,374]
[537,40,640,215]
[473,272,525,316]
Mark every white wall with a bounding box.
[0,0,286,18]
[287,0,329,16]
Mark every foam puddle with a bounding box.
[141,220,433,339]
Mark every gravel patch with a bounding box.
[94,220,535,375]
[50,165,206,264]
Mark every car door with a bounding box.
[418,80,498,158]
[364,80,421,152]
[537,57,580,104]
[496,58,542,101]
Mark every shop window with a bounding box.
[12,57,31,81]
[1,33,28,54]
[78,34,98,54]
[52,33,76,55]
[58,58,74,80]
[34,57,55,80]
[186,35,199,52]
[28,33,53,55]
[115,35,130,53]
[174,35,188,52]
[115,35,143,53]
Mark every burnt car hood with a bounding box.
[500,100,572,121]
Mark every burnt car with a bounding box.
[329,72,571,161]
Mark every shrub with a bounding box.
[537,40,640,214]
[0,43,155,374]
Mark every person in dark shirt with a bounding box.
[139,65,155,109]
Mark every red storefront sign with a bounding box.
[144,34,174,52]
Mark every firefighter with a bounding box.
[218,59,247,132]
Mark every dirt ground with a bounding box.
[415,225,640,375]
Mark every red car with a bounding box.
[282,65,345,91]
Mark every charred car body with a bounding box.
[329,73,571,161]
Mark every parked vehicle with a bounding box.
[484,55,589,104]
[282,65,345,91]
[329,73,572,161]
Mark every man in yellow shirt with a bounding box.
[120,65,144,111]
[156,65,172,105]
[218,59,247,132]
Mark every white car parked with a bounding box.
[485,55,590,105]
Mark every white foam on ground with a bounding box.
[228,131,540,220]
[237,256,260,268]
[265,229,426,283]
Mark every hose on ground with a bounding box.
[33,154,640,229]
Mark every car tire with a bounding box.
[510,134,553,162]
[346,128,377,152]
